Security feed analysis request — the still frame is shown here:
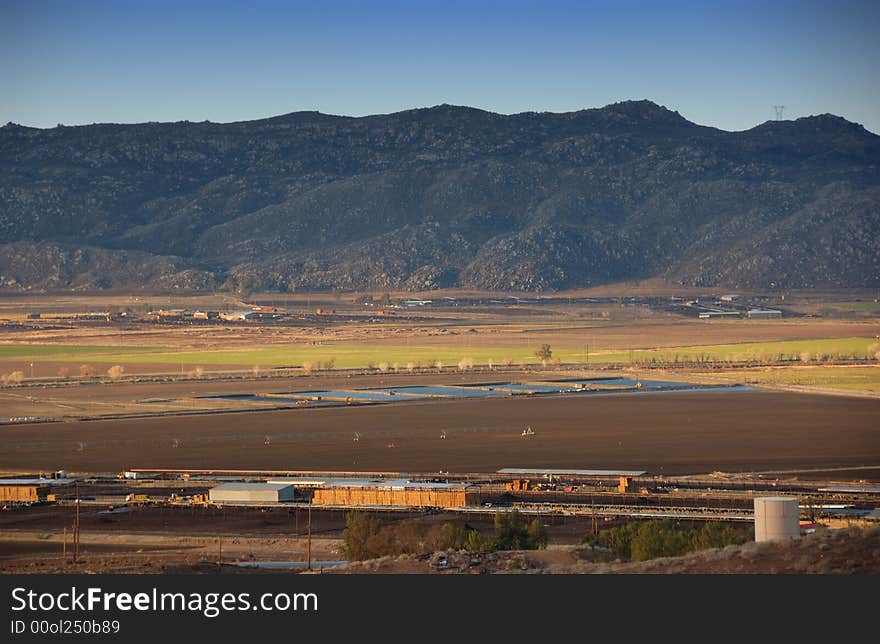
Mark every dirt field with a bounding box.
[0,505,593,573]
[1,390,877,477]
[1,291,877,378]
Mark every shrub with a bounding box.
[430,523,469,551]
[527,518,548,549]
[342,512,382,561]
[342,513,481,560]
[107,365,125,381]
[464,530,489,552]
[490,510,547,551]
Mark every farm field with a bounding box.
[817,301,880,314]
[1,390,877,478]
[0,369,614,420]
[692,365,880,394]
[1,335,878,371]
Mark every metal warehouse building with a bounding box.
[208,482,296,504]
[311,479,476,508]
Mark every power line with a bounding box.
[773,105,786,121]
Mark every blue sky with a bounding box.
[2,0,878,133]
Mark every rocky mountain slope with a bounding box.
[1,100,877,291]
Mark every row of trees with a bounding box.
[2,364,128,385]
[582,520,753,562]
[630,348,880,368]
[342,510,547,562]
[325,347,558,375]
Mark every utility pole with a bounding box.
[773,105,785,121]
[74,483,80,563]
[307,505,312,571]
[591,494,597,536]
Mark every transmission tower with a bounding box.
[773,105,786,121]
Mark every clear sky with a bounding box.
[2,0,878,133]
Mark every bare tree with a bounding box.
[535,344,552,364]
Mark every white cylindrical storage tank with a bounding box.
[754,497,800,542]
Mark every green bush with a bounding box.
[342,511,382,561]
[583,520,753,561]
[342,510,550,561]
[487,510,547,551]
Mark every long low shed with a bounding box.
[311,480,476,508]
[0,478,75,502]
[497,468,647,477]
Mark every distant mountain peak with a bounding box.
[605,99,683,116]
[751,112,873,137]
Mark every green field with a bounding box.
[555,336,880,365]
[28,345,543,368]
[698,366,880,394]
[2,336,877,369]
[819,301,880,313]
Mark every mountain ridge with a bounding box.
[1,100,877,292]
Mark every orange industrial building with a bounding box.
[311,479,477,508]
[0,478,74,503]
